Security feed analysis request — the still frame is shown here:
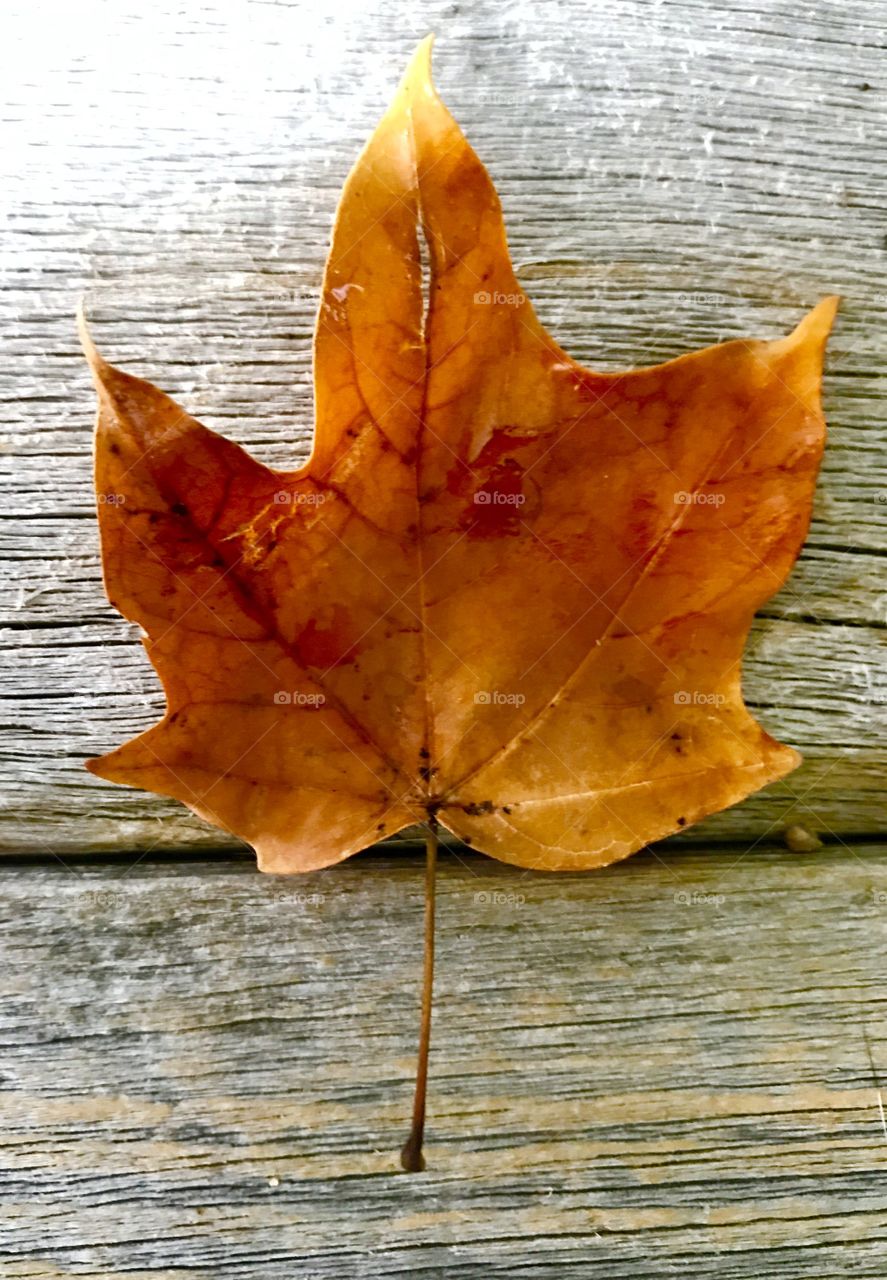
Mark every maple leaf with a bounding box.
[82,38,836,878]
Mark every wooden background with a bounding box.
[1,0,885,1273]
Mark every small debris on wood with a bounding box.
[784,824,824,853]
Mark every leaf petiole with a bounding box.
[400,815,438,1172]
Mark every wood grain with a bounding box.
[2,846,887,1277]
[3,7,886,1270]
[1,0,885,852]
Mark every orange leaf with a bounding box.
[83,39,836,874]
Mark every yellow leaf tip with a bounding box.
[814,292,840,322]
[798,294,840,342]
[415,32,435,63]
[77,301,112,382]
[402,34,437,97]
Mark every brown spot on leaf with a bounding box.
[461,800,494,815]
[296,607,361,668]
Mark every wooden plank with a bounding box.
[1,0,885,851]
[2,846,887,1276]
[1,615,885,853]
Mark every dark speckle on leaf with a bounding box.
[462,800,494,815]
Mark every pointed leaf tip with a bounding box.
[77,303,112,385]
[805,294,840,339]
[774,295,839,364]
[401,34,436,98]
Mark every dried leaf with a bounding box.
[83,39,836,874]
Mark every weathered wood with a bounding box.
[1,0,885,852]
[3,9,886,1273]
[2,846,887,1276]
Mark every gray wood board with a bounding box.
[1,0,885,852]
[2,846,887,1277]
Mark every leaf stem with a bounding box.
[400,815,438,1172]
